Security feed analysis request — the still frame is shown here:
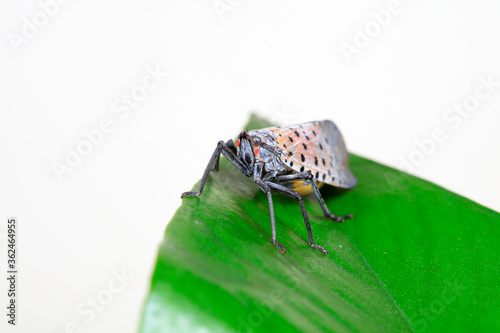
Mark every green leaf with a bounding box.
[140,114,500,333]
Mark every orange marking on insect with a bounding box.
[236,139,240,147]
[254,148,260,154]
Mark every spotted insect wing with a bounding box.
[262,120,357,188]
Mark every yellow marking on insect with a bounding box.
[290,180,324,196]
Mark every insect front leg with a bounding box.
[213,139,236,172]
[254,178,286,254]
[275,171,353,223]
[181,140,251,199]
[265,181,328,255]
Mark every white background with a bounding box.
[1,1,499,332]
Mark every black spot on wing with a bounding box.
[302,143,307,150]
[290,161,294,167]
[322,174,326,181]
[301,154,305,162]
[288,137,294,143]
[322,158,325,166]
[305,135,310,140]
[294,131,300,138]
[315,172,319,180]
[319,143,323,150]
[300,166,304,172]
[314,156,318,166]
[312,130,317,136]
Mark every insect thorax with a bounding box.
[245,129,289,178]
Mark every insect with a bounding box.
[181,120,357,254]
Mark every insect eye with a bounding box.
[253,137,262,145]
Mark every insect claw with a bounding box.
[310,243,328,255]
[325,212,354,223]
[181,191,200,199]
[273,241,286,254]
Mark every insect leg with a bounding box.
[275,171,353,223]
[181,140,251,199]
[265,181,328,255]
[254,178,286,254]
[310,180,353,223]
[213,139,236,172]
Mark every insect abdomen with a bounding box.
[281,180,324,196]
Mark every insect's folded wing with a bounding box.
[270,121,357,188]
[321,120,357,188]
